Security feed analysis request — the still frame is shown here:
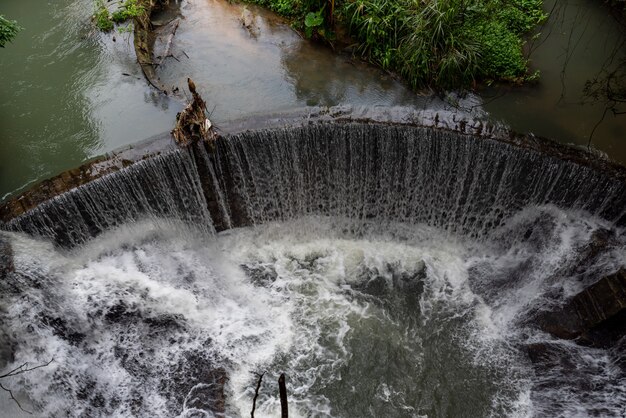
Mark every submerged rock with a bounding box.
[538,268,626,347]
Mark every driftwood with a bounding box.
[158,18,180,66]
[133,0,170,94]
[172,78,219,147]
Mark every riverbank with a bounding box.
[242,0,547,89]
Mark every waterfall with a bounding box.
[4,149,215,247]
[4,122,624,245]
[215,124,626,234]
[1,120,625,417]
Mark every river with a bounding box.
[1,0,625,200]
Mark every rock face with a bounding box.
[538,269,626,348]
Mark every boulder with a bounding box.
[538,268,626,347]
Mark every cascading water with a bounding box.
[1,121,625,417]
[6,123,626,245]
[5,149,215,247]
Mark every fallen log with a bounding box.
[133,0,170,94]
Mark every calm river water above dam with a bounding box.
[1,0,625,199]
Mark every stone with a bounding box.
[538,268,626,347]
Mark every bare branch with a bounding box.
[0,358,53,415]
[250,372,264,418]
[588,106,610,149]
[0,358,54,379]
[0,363,28,379]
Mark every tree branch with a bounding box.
[0,358,54,379]
[250,371,264,418]
[0,358,54,415]
[588,106,610,149]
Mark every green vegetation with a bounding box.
[111,0,146,23]
[94,1,114,31]
[93,0,146,31]
[242,0,547,89]
[304,9,325,38]
[0,14,22,48]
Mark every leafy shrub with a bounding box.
[93,0,146,31]
[343,0,546,88]
[94,1,114,31]
[304,9,325,37]
[0,15,22,47]
[111,0,147,23]
[241,0,548,88]
[462,21,525,80]
[246,0,304,17]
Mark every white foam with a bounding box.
[2,208,624,417]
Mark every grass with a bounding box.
[241,0,548,89]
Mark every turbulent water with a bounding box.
[2,123,626,416]
[1,207,625,417]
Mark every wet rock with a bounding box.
[525,342,578,371]
[537,268,626,347]
[39,314,86,346]
[586,228,618,259]
[190,140,234,231]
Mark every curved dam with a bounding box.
[1,108,625,417]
